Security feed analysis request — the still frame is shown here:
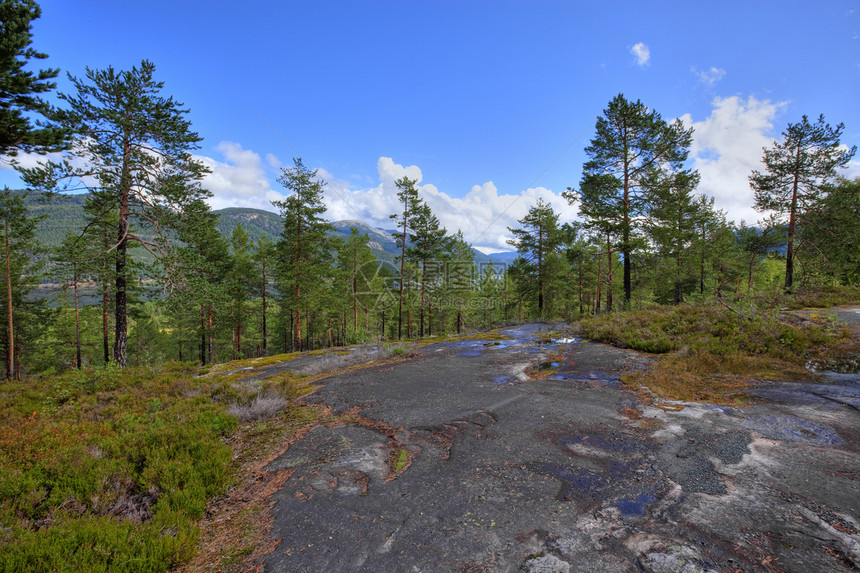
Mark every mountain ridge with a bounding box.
[16,195,519,268]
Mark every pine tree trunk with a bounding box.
[114,137,131,367]
[699,226,706,295]
[622,155,631,307]
[420,262,426,336]
[74,264,82,369]
[261,266,267,355]
[785,165,800,292]
[207,307,214,363]
[114,217,128,367]
[353,248,358,337]
[200,304,206,365]
[605,231,613,312]
[4,216,13,380]
[102,228,110,364]
[398,217,407,340]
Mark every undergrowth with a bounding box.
[0,342,407,572]
[577,299,854,403]
[0,361,292,572]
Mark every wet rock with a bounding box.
[743,413,844,446]
[521,554,570,573]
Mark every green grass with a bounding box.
[0,342,428,572]
[0,362,242,571]
[781,284,860,309]
[390,447,410,476]
[576,299,854,403]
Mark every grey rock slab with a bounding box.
[259,323,860,573]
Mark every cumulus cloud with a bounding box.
[681,96,785,224]
[196,142,284,211]
[843,157,860,180]
[692,66,726,87]
[630,42,650,66]
[319,157,576,253]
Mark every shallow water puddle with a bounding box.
[614,493,656,516]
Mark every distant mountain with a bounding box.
[484,251,521,264]
[214,207,282,242]
[20,196,506,270]
[330,219,398,253]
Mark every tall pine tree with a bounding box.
[568,94,694,308]
[390,176,422,339]
[507,198,560,318]
[750,114,856,292]
[408,202,448,336]
[21,60,210,366]
[273,158,333,352]
[0,189,44,378]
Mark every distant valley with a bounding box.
[20,191,519,269]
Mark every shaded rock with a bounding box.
[521,554,571,573]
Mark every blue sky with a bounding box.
[3,1,859,252]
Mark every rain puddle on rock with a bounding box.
[807,354,860,375]
[536,460,634,501]
[557,434,640,454]
[614,493,656,516]
[423,337,519,356]
[458,348,483,357]
[492,375,515,385]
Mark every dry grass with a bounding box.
[577,299,855,404]
[298,345,397,376]
[227,393,288,423]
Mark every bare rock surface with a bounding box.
[259,321,860,572]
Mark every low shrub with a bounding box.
[579,300,853,402]
[0,363,238,571]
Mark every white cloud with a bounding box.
[630,42,650,66]
[196,142,284,211]
[843,157,860,180]
[692,66,726,87]
[265,153,282,169]
[319,157,576,253]
[681,95,786,224]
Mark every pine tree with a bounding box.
[227,223,254,358]
[273,158,333,352]
[53,231,95,368]
[736,218,787,291]
[443,230,475,334]
[80,192,117,363]
[408,202,448,336]
[803,177,860,284]
[0,189,44,378]
[750,114,856,292]
[568,94,695,307]
[252,235,276,355]
[0,0,67,156]
[171,198,230,364]
[390,176,423,339]
[335,228,380,342]
[645,169,702,304]
[507,198,560,317]
[20,60,210,366]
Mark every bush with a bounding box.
[0,363,238,570]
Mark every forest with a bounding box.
[2,2,860,570]
[1,4,858,380]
